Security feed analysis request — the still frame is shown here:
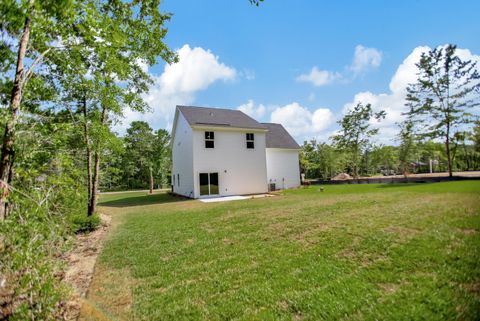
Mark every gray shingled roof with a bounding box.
[262,123,300,149]
[177,105,267,130]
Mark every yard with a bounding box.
[81,182,480,320]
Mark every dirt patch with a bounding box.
[458,228,478,236]
[378,283,400,294]
[332,173,353,180]
[277,300,289,310]
[463,282,480,295]
[64,214,112,320]
[383,226,420,240]
[336,247,389,268]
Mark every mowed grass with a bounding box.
[84,181,480,321]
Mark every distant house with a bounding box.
[171,105,300,198]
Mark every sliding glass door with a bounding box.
[199,172,219,196]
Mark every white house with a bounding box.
[171,105,300,198]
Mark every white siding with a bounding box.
[192,128,268,198]
[171,112,194,197]
[266,149,300,190]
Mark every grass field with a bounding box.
[82,182,480,320]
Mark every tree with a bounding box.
[366,145,398,176]
[123,121,155,192]
[331,103,385,178]
[397,119,416,177]
[300,139,321,179]
[0,0,76,219]
[300,139,343,179]
[473,121,480,152]
[405,44,480,177]
[152,129,171,189]
[43,0,176,215]
[122,123,171,192]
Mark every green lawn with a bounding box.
[84,182,480,320]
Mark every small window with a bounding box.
[177,174,180,187]
[246,133,254,149]
[173,174,175,186]
[205,131,214,148]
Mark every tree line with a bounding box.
[302,45,479,180]
[102,121,171,192]
[301,125,480,180]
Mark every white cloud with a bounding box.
[117,44,236,133]
[342,46,429,144]
[296,67,341,87]
[237,100,266,119]
[159,45,236,95]
[343,45,480,144]
[270,102,334,140]
[296,45,382,86]
[350,45,383,75]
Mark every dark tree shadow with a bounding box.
[375,182,430,188]
[99,192,190,208]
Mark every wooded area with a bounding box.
[0,0,175,318]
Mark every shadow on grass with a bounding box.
[99,192,189,208]
[376,182,429,188]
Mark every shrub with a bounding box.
[70,214,101,233]
[0,155,88,319]
[0,194,71,320]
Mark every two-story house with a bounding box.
[171,105,300,198]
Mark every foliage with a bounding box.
[405,44,480,176]
[0,143,86,319]
[300,139,345,179]
[331,102,385,178]
[111,121,171,191]
[397,119,416,176]
[249,0,264,5]
[473,121,480,152]
[362,145,398,176]
[70,213,101,234]
[300,137,479,180]
[0,194,70,320]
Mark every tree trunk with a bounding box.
[445,124,452,177]
[352,149,359,179]
[149,167,154,194]
[88,150,101,216]
[0,8,32,220]
[402,162,408,178]
[82,95,93,213]
[88,105,107,216]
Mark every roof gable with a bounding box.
[262,123,300,149]
[177,105,267,130]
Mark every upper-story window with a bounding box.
[205,131,214,148]
[246,133,254,149]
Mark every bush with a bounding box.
[0,194,71,320]
[0,154,89,319]
[70,214,101,233]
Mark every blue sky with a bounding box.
[123,0,480,144]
